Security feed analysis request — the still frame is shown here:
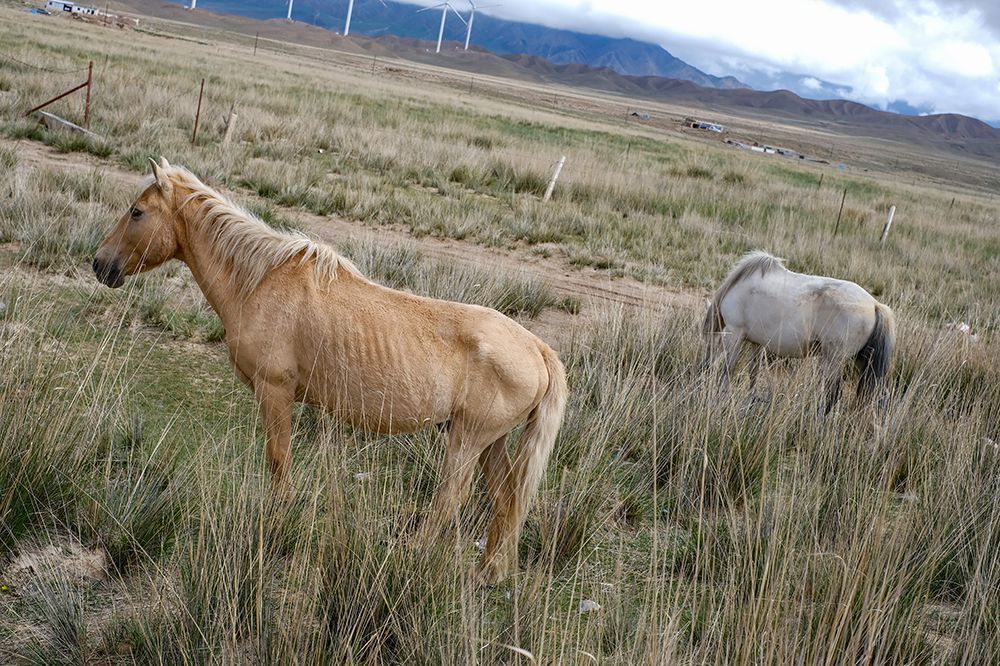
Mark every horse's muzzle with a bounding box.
[92,257,125,288]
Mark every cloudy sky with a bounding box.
[459,0,1000,123]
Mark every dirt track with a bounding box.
[6,137,703,341]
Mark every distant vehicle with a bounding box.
[30,7,52,13]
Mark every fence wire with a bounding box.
[0,53,91,75]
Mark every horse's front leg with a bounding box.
[720,329,744,390]
[255,380,295,490]
[747,343,767,391]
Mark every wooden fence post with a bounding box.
[880,205,896,244]
[221,105,238,147]
[543,155,566,202]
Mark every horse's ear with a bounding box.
[148,157,171,193]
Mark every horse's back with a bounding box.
[720,268,876,357]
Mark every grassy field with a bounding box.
[1,3,999,663]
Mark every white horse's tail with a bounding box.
[855,302,896,403]
[510,345,567,536]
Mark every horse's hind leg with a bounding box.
[820,355,845,415]
[255,380,294,490]
[422,424,492,541]
[479,435,517,580]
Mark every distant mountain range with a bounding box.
[161,0,748,90]
[138,0,1000,149]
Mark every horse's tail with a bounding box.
[510,344,568,536]
[855,302,896,403]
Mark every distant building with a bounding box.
[45,0,99,16]
[683,117,725,133]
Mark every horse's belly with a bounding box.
[759,337,809,358]
[302,383,449,435]
[746,322,811,358]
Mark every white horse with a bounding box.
[703,251,896,412]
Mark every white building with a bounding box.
[45,0,99,16]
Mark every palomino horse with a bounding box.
[93,158,567,581]
[703,251,895,413]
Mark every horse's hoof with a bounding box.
[477,558,510,586]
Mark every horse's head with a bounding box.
[93,157,180,288]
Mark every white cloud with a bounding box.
[443,0,1000,121]
[801,76,823,90]
[926,41,994,77]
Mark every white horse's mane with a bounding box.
[708,250,786,318]
[164,166,364,299]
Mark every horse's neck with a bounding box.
[175,207,244,331]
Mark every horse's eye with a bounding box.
[130,207,143,220]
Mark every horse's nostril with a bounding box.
[92,258,123,287]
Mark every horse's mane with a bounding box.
[166,166,364,299]
[720,250,785,295]
[704,250,785,333]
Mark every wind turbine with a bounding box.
[345,0,387,36]
[463,0,500,50]
[417,2,466,54]
[286,0,294,21]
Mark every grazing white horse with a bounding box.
[703,251,896,412]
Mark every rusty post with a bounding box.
[191,78,205,146]
[25,80,89,118]
[83,61,93,128]
[253,31,259,57]
[833,187,847,236]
